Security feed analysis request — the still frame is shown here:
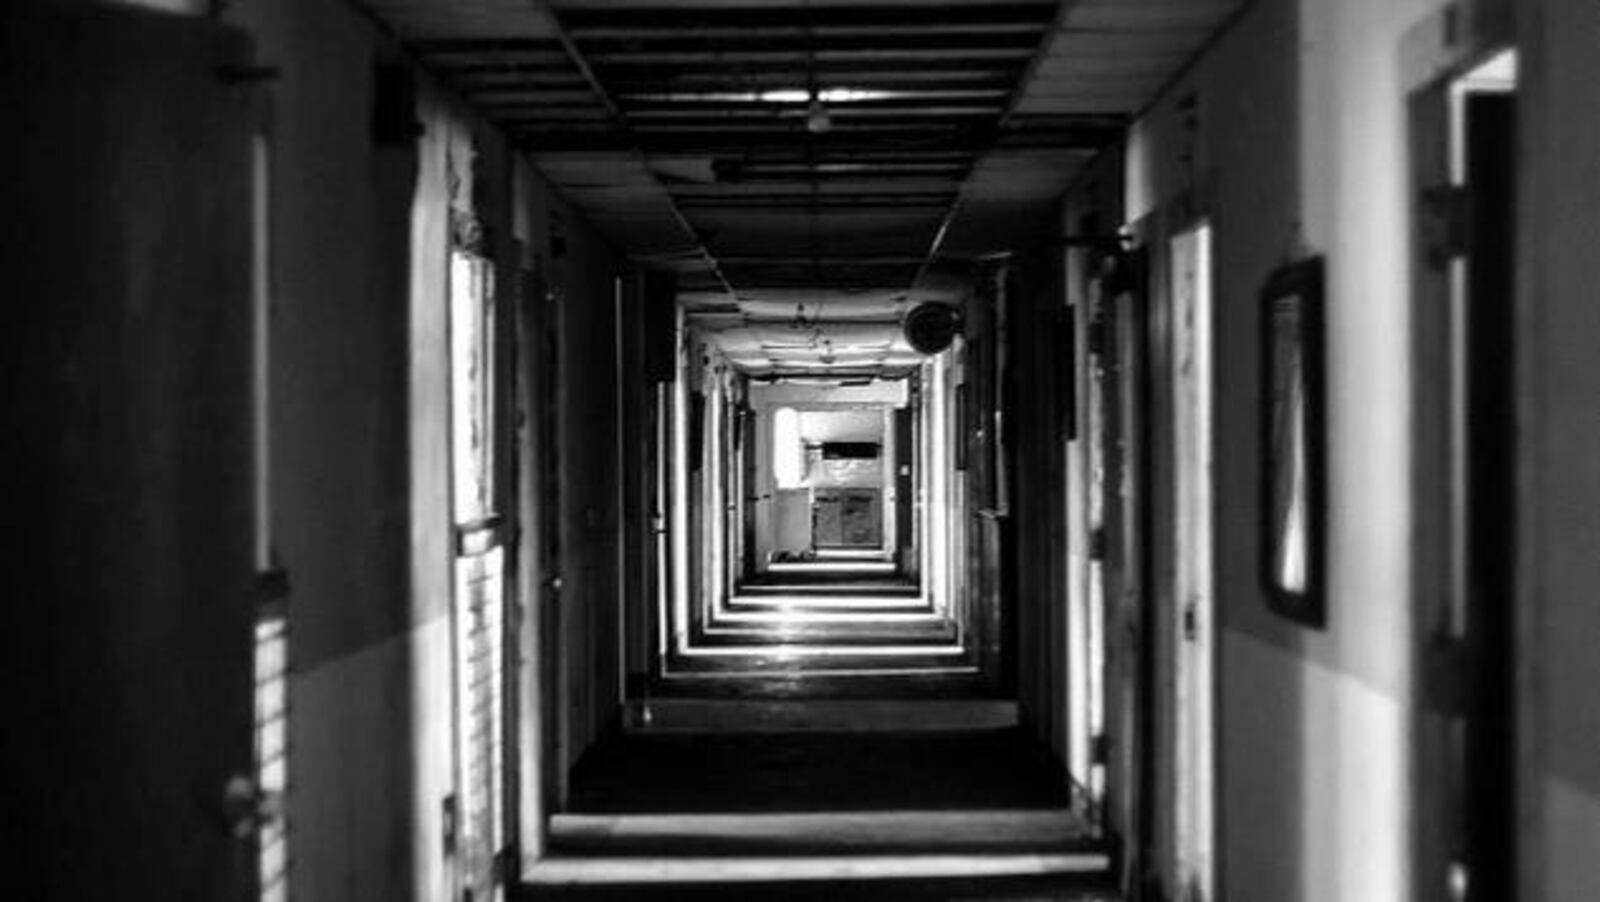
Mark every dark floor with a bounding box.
[515,875,1121,902]
[568,727,1076,814]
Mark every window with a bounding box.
[773,406,804,488]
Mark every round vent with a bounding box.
[904,303,963,354]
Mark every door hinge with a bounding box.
[1421,184,1472,266]
[221,773,281,840]
[1183,601,1199,642]
[1090,732,1109,765]
[1088,526,1107,561]
[1424,630,1471,717]
[255,566,291,612]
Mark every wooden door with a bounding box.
[1166,221,1218,902]
[1411,57,1518,902]
[449,245,510,901]
[5,4,258,898]
[1082,246,1153,895]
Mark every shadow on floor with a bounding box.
[568,727,1075,814]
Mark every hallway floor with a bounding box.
[567,727,1077,815]
[525,716,1114,899]
[532,558,1108,897]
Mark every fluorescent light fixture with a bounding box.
[623,88,896,104]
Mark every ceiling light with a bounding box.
[757,89,811,104]
[622,88,895,105]
[819,88,891,103]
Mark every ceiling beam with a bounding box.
[590,56,1032,76]
[558,4,1056,31]
[511,122,1117,155]
[582,47,1038,65]
[602,71,1021,89]
[568,22,1048,41]
[618,106,1005,122]
[571,32,1047,54]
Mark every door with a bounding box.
[653,382,673,660]
[894,406,916,568]
[741,400,759,581]
[534,277,567,807]
[1077,244,1153,893]
[1411,51,1518,902]
[813,489,883,548]
[5,4,258,898]
[449,246,510,901]
[1168,220,1218,902]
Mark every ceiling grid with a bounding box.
[361,0,1243,373]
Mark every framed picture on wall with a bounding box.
[1260,256,1327,627]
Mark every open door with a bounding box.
[1074,242,1153,896]
[449,244,512,901]
[1410,49,1518,902]
[1138,216,1217,901]
[1167,220,1218,902]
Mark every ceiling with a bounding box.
[363,0,1243,373]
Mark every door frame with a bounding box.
[1128,197,1221,902]
[1405,31,1519,902]
[1072,237,1155,895]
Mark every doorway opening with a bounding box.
[1410,46,1519,902]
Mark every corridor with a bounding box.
[9,0,1600,900]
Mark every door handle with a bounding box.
[221,773,282,840]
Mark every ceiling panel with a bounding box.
[357,0,1244,372]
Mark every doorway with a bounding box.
[1410,48,1518,902]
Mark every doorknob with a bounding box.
[221,773,282,839]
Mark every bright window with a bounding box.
[773,407,804,488]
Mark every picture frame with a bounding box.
[1260,255,1326,628]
